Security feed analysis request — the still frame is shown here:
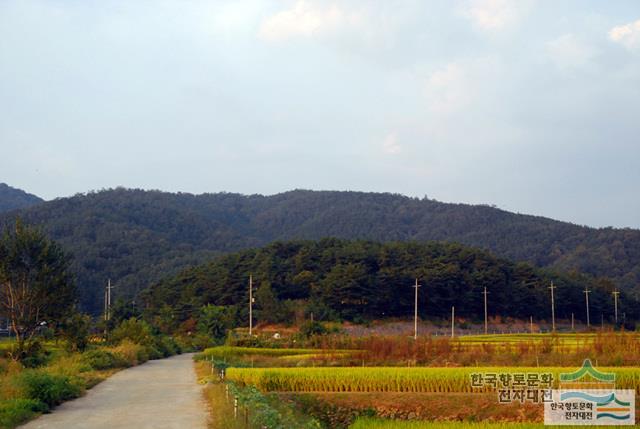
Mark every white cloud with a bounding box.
[423,58,502,115]
[258,1,359,42]
[424,63,471,114]
[546,34,597,71]
[457,0,532,33]
[609,19,640,51]
[382,133,401,155]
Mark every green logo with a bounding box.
[560,359,615,383]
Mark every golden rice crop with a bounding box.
[226,366,640,394]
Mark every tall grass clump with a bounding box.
[15,370,83,409]
[0,399,48,428]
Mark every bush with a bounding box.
[299,321,327,339]
[0,398,48,428]
[59,313,92,352]
[154,336,181,358]
[82,350,124,370]
[110,318,154,346]
[144,346,162,360]
[17,342,49,369]
[16,370,83,409]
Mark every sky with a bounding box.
[1,0,639,229]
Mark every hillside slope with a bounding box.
[142,239,638,327]
[0,183,43,212]
[2,188,638,313]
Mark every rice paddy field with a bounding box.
[225,366,640,393]
[200,332,640,428]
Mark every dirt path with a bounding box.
[20,353,208,429]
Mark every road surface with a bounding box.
[20,353,208,429]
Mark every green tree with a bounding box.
[197,304,232,344]
[59,312,92,352]
[0,220,76,360]
[255,281,288,324]
[111,318,154,346]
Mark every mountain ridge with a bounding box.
[0,183,44,213]
[2,187,638,314]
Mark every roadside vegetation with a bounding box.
[0,222,186,428]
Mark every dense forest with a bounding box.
[0,183,43,213]
[141,239,638,329]
[1,188,638,314]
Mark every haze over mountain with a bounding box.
[0,183,43,213]
[2,188,638,315]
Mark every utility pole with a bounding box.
[571,313,574,331]
[583,288,591,327]
[483,287,490,335]
[104,279,113,339]
[249,275,254,336]
[530,316,533,334]
[107,279,113,320]
[104,279,113,322]
[451,306,455,338]
[412,279,421,340]
[612,290,620,324]
[549,282,557,332]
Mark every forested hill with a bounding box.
[141,239,638,327]
[0,183,43,212]
[1,188,638,314]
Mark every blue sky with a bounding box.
[1,0,639,228]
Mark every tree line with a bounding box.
[141,239,638,331]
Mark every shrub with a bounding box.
[110,318,154,346]
[0,398,48,428]
[299,321,327,339]
[17,342,49,369]
[144,346,162,360]
[107,340,147,366]
[59,313,92,352]
[154,336,181,358]
[16,370,83,408]
[82,350,123,370]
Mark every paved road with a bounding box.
[20,353,208,429]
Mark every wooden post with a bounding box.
[413,279,420,340]
[549,282,556,332]
[451,306,455,338]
